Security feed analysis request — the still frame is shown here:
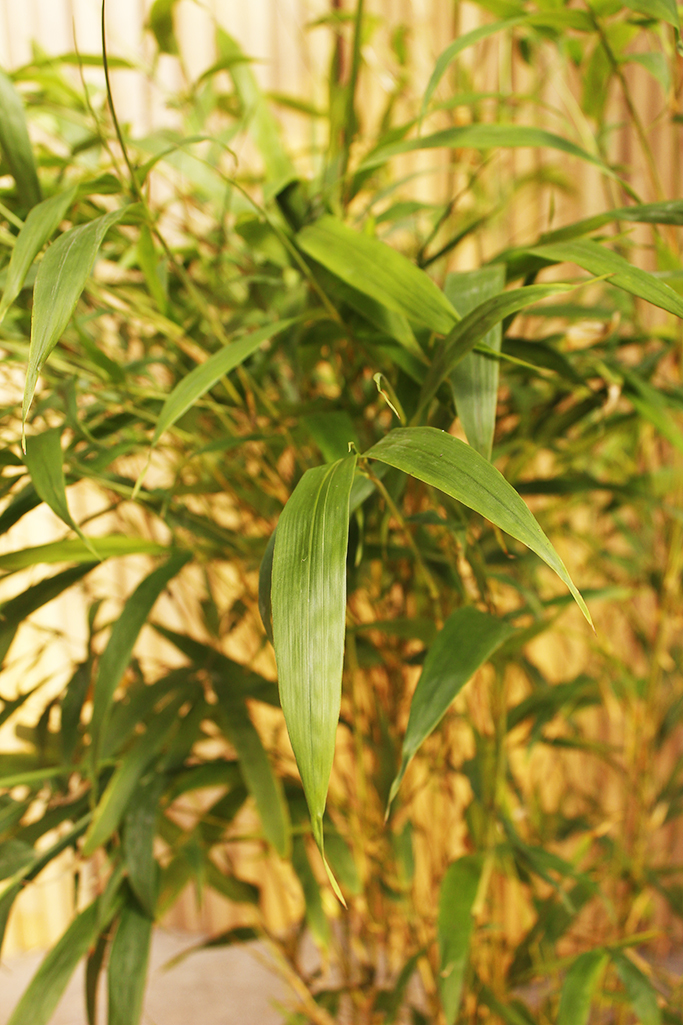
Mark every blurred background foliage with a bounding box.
[1,1,683,1023]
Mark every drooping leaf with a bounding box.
[527,239,683,321]
[90,552,191,758]
[148,0,179,53]
[622,0,680,30]
[417,283,572,415]
[445,266,506,460]
[24,206,131,424]
[438,855,483,1024]
[213,678,290,858]
[0,186,77,324]
[271,455,357,885]
[0,69,41,209]
[6,895,121,1025]
[297,216,459,335]
[0,536,171,573]
[107,901,153,1025]
[291,834,331,949]
[612,952,662,1025]
[24,428,97,556]
[389,608,514,807]
[151,318,299,447]
[364,428,591,624]
[625,52,671,92]
[557,951,608,1025]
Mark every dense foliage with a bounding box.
[1,1,683,1022]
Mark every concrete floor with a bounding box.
[0,930,287,1025]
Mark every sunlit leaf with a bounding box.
[0,536,171,573]
[24,428,98,556]
[0,69,41,209]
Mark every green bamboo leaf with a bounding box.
[83,695,184,855]
[438,855,483,1025]
[625,52,671,93]
[151,318,298,448]
[258,530,276,644]
[622,372,683,454]
[90,553,191,758]
[359,125,615,182]
[557,951,608,1025]
[291,834,331,948]
[213,678,290,858]
[364,428,591,624]
[123,773,166,916]
[417,283,572,416]
[107,901,153,1025]
[528,239,683,320]
[612,951,661,1025]
[0,883,20,956]
[445,266,506,460]
[389,608,514,808]
[0,536,171,573]
[85,934,108,1025]
[0,186,76,324]
[528,199,683,247]
[271,455,357,890]
[0,838,34,881]
[622,0,680,30]
[297,216,459,335]
[0,69,41,209]
[137,223,167,313]
[148,0,179,53]
[24,206,131,425]
[304,411,359,463]
[421,19,523,119]
[0,563,94,665]
[7,894,122,1025]
[24,428,98,557]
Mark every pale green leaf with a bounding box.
[625,52,671,92]
[445,266,506,460]
[622,0,680,30]
[24,428,98,557]
[438,855,482,1024]
[389,608,514,808]
[24,207,131,424]
[0,187,76,324]
[271,455,357,885]
[365,428,591,624]
[557,951,608,1025]
[0,536,171,573]
[0,70,41,209]
[297,216,459,335]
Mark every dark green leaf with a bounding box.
[438,855,482,1024]
[0,564,94,665]
[123,773,166,916]
[25,428,97,555]
[0,70,41,208]
[107,901,152,1025]
[612,951,662,1025]
[557,951,608,1025]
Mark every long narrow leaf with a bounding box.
[438,856,483,1024]
[0,70,41,209]
[24,206,131,424]
[445,266,506,459]
[90,553,191,757]
[557,951,608,1025]
[24,428,98,556]
[389,608,514,808]
[0,186,76,323]
[271,455,357,887]
[365,428,591,624]
[297,216,459,335]
[612,952,661,1025]
[0,563,94,664]
[0,536,170,572]
[107,901,153,1025]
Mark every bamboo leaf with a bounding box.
[271,455,357,889]
[83,695,185,855]
[291,834,331,949]
[0,536,171,573]
[0,564,94,665]
[438,855,483,1025]
[445,266,506,460]
[364,428,591,624]
[107,901,153,1025]
[24,428,98,556]
[90,553,191,758]
[557,951,608,1025]
[24,206,131,424]
[389,608,514,808]
[123,773,166,916]
[528,239,683,320]
[417,283,571,415]
[258,530,276,644]
[622,0,680,30]
[213,678,290,858]
[151,318,298,448]
[359,125,615,182]
[0,69,41,209]
[0,186,76,324]
[612,952,661,1025]
[6,895,121,1025]
[297,216,459,335]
